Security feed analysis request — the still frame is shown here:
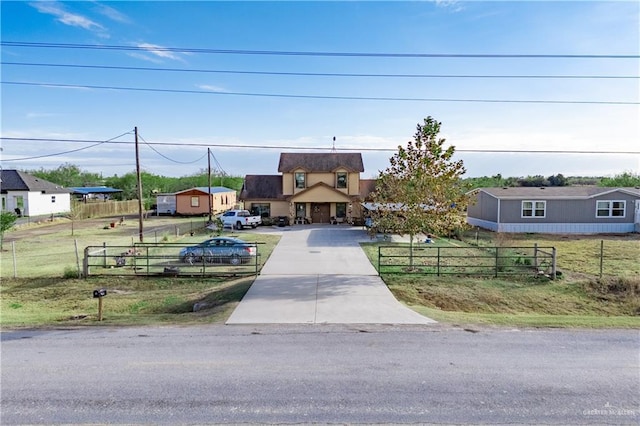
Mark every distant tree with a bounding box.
[369,116,469,268]
[599,172,640,187]
[0,211,18,250]
[547,173,568,186]
[464,173,516,190]
[29,163,103,187]
[517,175,549,187]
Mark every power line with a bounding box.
[3,81,637,105]
[1,131,133,162]
[1,137,638,156]
[138,133,209,164]
[3,61,637,80]
[2,41,639,59]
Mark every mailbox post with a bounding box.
[93,288,107,321]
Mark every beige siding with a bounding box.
[282,173,294,195]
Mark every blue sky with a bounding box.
[1,0,638,180]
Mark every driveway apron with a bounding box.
[226,225,436,324]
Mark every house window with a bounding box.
[251,203,271,218]
[336,172,347,189]
[191,196,200,207]
[596,200,625,218]
[336,203,347,218]
[295,172,306,189]
[51,196,56,203]
[522,200,546,218]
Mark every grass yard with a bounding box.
[1,276,253,327]
[361,232,640,328]
[1,216,280,327]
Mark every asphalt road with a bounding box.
[1,324,638,425]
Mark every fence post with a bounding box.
[102,242,107,268]
[437,247,441,276]
[378,246,381,276]
[74,239,81,278]
[12,241,17,278]
[534,243,538,271]
[494,247,499,278]
[599,240,604,278]
[83,247,90,277]
[551,247,557,279]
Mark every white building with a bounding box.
[0,170,71,217]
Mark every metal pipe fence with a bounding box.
[83,242,262,278]
[377,245,556,278]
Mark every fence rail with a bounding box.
[83,242,261,278]
[378,245,556,278]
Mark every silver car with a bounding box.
[180,237,256,265]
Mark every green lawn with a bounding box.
[2,219,638,329]
[361,233,640,328]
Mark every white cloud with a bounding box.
[197,84,228,93]
[94,3,130,24]
[137,43,186,62]
[433,0,464,13]
[30,1,105,32]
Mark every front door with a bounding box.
[311,203,330,224]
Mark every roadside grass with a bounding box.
[361,234,640,328]
[1,275,253,327]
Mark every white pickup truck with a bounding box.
[220,209,262,230]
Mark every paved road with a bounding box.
[227,225,435,324]
[1,325,638,424]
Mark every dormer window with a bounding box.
[336,172,347,189]
[295,172,306,189]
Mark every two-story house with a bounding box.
[240,152,374,224]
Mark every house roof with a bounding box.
[175,186,235,195]
[70,186,122,195]
[475,186,640,199]
[278,153,364,173]
[240,175,286,201]
[0,169,71,194]
[359,179,377,201]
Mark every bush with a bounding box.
[63,266,81,279]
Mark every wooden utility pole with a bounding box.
[208,147,212,222]
[135,127,144,242]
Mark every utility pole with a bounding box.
[207,147,212,222]
[135,127,144,242]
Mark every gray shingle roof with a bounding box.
[278,153,364,173]
[0,170,71,194]
[240,175,285,200]
[478,186,640,199]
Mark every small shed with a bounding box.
[174,187,237,216]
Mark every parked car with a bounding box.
[179,237,256,265]
[219,209,262,230]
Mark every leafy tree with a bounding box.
[517,175,549,187]
[369,116,469,268]
[0,211,18,250]
[599,172,640,187]
[29,163,103,187]
[547,173,568,186]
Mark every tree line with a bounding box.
[27,164,244,200]
[26,163,639,204]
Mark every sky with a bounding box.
[1,0,639,181]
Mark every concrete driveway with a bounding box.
[226,224,435,325]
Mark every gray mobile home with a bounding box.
[467,187,640,234]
